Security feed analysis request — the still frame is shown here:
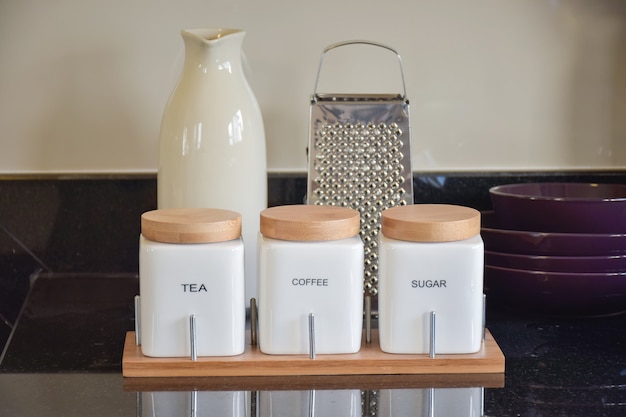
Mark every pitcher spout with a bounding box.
[180,28,246,74]
[182,28,245,43]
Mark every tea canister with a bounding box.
[378,204,484,354]
[139,208,245,357]
[258,205,364,355]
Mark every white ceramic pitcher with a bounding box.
[157,28,267,306]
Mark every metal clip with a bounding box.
[250,298,258,346]
[482,293,487,342]
[309,313,316,360]
[429,311,436,359]
[190,314,198,361]
[365,295,372,344]
[134,295,141,346]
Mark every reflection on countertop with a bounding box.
[0,373,486,417]
[1,272,626,416]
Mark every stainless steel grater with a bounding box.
[307,40,414,297]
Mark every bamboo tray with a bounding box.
[122,329,504,378]
[123,372,505,392]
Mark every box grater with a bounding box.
[307,40,414,297]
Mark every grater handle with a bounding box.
[313,40,407,99]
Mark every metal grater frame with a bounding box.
[307,41,414,297]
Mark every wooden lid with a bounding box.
[382,204,480,242]
[260,205,360,241]
[141,208,241,243]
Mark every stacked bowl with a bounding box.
[483,182,626,316]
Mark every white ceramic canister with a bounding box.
[258,205,364,355]
[139,208,245,357]
[378,204,484,354]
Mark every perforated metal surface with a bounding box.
[308,98,413,296]
[307,41,413,296]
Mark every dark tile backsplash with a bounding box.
[0,177,156,349]
[2,170,626,349]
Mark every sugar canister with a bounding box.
[139,208,245,357]
[378,204,484,354]
[257,205,364,355]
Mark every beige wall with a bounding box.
[1,0,625,174]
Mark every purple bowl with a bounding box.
[481,211,626,256]
[489,182,626,234]
[485,250,626,273]
[484,265,626,316]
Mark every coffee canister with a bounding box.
[139,208,245,357]
[378,204,484,354]
[258,205,364,355]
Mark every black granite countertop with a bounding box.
[1,272,626,416]
[2,172,626,416]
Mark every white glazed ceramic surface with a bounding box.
[257,235,364,355]
[139,236,245,357]
[378,234,484,354]
[157,29,267,306]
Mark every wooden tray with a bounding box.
[123,372,505,392]
[122,330,504,378]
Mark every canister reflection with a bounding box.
[140,391,247,417]
[259,390,361,417]
[138,388,484,417]
[378,388,484,417]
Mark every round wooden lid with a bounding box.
[382,204,480,242]
[260,205,360,241]
[141,208,241,244]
